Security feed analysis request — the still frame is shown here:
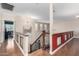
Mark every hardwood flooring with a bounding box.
[29,49,50,56]
[0,40,23,56]
[53,38,79,56]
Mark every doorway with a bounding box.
[4,21,14,41]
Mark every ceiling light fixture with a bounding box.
[31,16,40,19]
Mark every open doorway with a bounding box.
[4,21,14,41]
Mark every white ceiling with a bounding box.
[8,3,49,20]
[53,3,79,21]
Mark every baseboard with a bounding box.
[14,40,25,56]
[73,36,79,38]
[50,37,74,55]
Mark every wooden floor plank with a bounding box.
[29,49,50,56]
[0,40,23,56]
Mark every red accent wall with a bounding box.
[61,33,65,44]
[52,31,73,51]
[52,34,58,50]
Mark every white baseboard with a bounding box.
[50,37,74,55]
[14,40,25,56]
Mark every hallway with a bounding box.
[53,38,79,56]
[0,40,23,56]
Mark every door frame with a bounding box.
[4,20,14,41]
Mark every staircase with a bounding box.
[29,30,49,53]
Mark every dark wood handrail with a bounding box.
[31,30,49,48]
[31,32,43,46]
[46,32,50,34]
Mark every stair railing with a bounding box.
[30,30,49,53]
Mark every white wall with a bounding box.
[53,18,79,38]
[15,15,23,33]
[71,19,79,37]
[53,20,76,34]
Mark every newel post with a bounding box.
[30,44,32,53]
[42,30,46,49]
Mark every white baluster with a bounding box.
[23,36,28,56]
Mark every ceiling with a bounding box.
[53,3,79,21]
[7,3,49,21]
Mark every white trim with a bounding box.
[14,40,25,56]
[50,37,74,55]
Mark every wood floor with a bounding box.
[53,38,79,56]
[0,40,23,56]
[29,49,50,56]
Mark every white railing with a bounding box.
[15,32,29,56]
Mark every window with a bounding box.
[57,37,61,46]
[44,24,47,31]
[35,23,38,31]
[40,24,43,31]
